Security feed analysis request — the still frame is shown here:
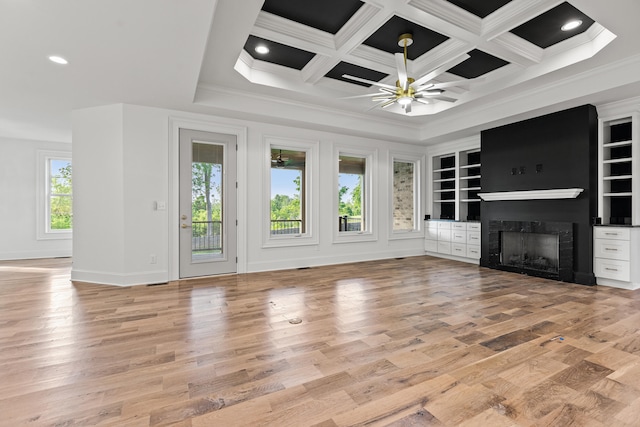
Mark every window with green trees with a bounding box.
[48,159,72,231]
[270,148,306,235]
[338,155,365,232]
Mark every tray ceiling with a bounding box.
[233,0,615,117]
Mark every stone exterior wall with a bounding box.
[393,161,414,230]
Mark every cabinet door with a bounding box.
[437,241,452,254]
[438,229,452,241]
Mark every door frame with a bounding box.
[168,117,248,281]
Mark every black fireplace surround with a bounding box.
[488,220,574,282]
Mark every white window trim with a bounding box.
[389,152,424,240]
[263,135,319,248]
[333,144,378,244]
[37,150,72,240]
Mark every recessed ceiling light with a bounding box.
[48,55,69,65]
[561,19,582,31]
[255,45,269,55]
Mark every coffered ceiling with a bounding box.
[2,0,640,144]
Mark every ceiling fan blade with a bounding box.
[379,87,397,95]
[366,98,396,111]
[380,99,396,109]
[414,98,431,105]
[410,53,470,88]
[342,74,396,90]
[394,53,408,91]
[372,96,395,102]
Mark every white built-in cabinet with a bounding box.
[595,105,640,289]
[425,220,481,263]
[426,138,481,264]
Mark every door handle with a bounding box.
[181,223,191,228]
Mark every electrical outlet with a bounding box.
[150,254,157,264]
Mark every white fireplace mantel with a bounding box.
[478,188,584,201]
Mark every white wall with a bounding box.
[71,104,427,286]
[0,137,72,260]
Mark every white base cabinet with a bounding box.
[425,220,480,264]
[594,226,640,290]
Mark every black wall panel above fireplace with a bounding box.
[480,105,598,285]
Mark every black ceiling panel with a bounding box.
[363,16,449,60]
[445,0,513,18]
[325,62,389,87]
[447,49,509,78]
[243,35,315,70]
[510,2,595,49]
[261,0,363,35]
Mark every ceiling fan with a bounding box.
[271,150,289,168]
[342,34,475,114]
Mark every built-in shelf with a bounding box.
[460,163,481,169]
[433,199,458,203]
[603,175,633,180]
[461,198,481,202]
[433,167,456,173]
[433,178,455,183]
[461,187,481,191]
[604,157,633,164]
[460,175,481,180]
[598,112,638,225]
[604,192,633,197]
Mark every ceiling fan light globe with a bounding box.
[397,96,412,106]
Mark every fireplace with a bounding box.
[488,221,574,282]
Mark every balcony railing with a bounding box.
[271,219,302,235]
[339,215,362,232]
[192,220,222,252]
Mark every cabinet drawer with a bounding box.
[595,227,631,241]
[467,245,481,259]
[594,239,631,261]
[437,221,452,230]
[467,231,481,245]
[595,258,630,282]
[452,222,467,231]
[437,241,451,254]
[452,231,466,242]
[438,229,451,241]
[451,243,466,256]
[425,239,438,252]
[467,223,481,232]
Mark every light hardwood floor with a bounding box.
[2,256,640,426]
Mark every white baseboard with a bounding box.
[246,248,425,273]
[0,249,72,261]
[70,269,169,287]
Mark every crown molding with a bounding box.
[253,11,335,53]
[482,0,562,40]
[409,0,481,35]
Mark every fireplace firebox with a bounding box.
[488,221,573,282]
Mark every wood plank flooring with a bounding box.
[2,256,640,426]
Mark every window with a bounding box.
[37,151,72,239]
[338,155,366,233]
[270,148,306,235]
[334,146,376,242]
[392,159,417,231]
[264,137,318,247]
